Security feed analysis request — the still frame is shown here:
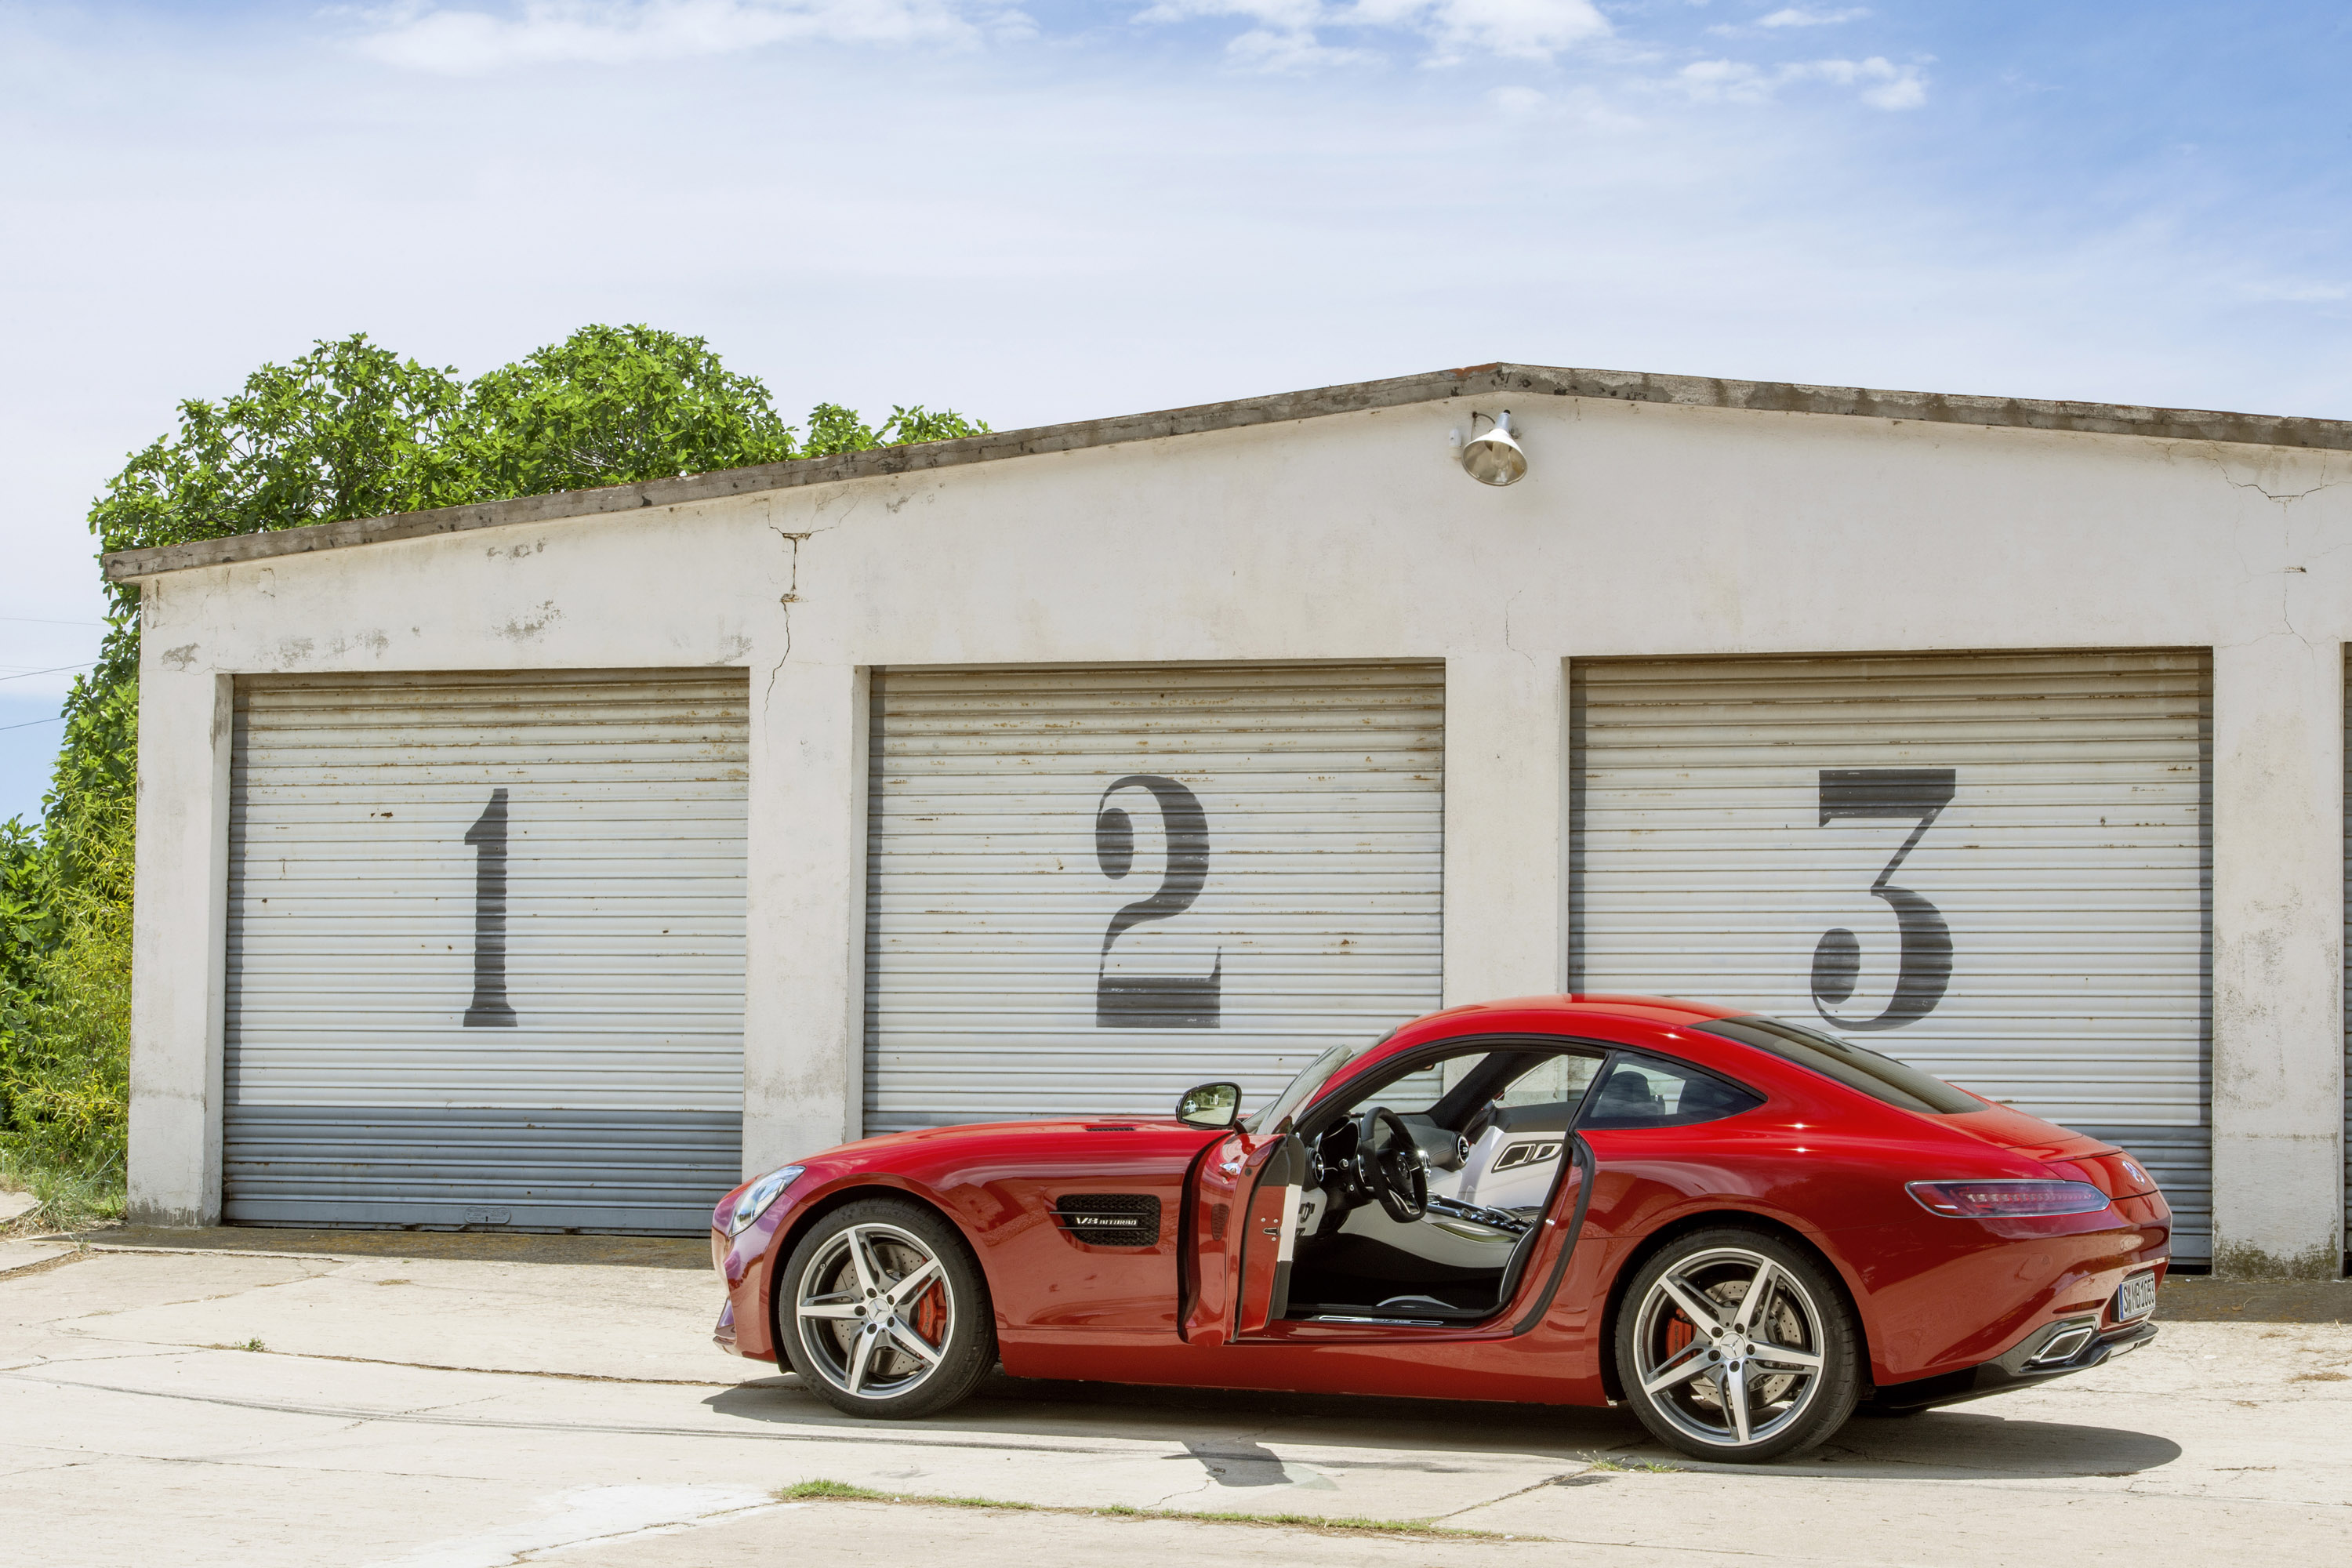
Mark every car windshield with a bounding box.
[1695,1015,1984,1116]
[1244,1041,1363,1133]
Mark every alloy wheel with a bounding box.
[794,1221,954,1399]
[1629,1244,1829,1450]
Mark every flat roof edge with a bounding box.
[102,362,2352,581]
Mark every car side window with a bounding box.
[1577,1055,1762,1131]
[1494,1052,1601,1111]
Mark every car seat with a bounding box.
[1587,1065,1667,1125]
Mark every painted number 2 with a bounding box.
[1810,768,1955,1033]
[1094,775,1221,1029]
[463,789,516,1028]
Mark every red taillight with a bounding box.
[1906,1179,2111,1218]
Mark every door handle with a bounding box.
[1261,1225,1281,1236]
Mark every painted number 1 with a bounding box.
[1810,768,1955,1033]
[463,788,516,1028]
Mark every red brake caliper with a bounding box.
[912,1281,949,1348]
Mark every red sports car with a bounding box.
[709,995,2167,1461]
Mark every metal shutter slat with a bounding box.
[1573,651,2212,1262]
[865,662,1444,1132]
[224,670,749,1233]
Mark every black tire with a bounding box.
[775,1196,996,1419]
[1613,1226,1860,1463]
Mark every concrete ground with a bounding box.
[2,1232,2346,1567]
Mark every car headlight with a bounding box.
[1905,1178,2110,1218]
[728,1166,805,1236]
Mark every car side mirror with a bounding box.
[1176,1081,1243,1129]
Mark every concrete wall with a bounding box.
[123,393,2352,1272]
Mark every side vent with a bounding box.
[1051,1193,1161,1247]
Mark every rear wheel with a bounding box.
[777,1197,995,1418]
[1614,1228,1860,1462]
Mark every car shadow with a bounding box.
[702,1373,2180,1481]
[1607,1407,2183,1481]
[705,1370,1634,1465]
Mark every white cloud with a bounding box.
[2242,281,2351,304]
[1487,82,1548,117]
[350,0,1610,75]
[1137,1,1610,69]
[1757,5,1869,27]
[1678,53,1924,110]
[1224,27,1381,71]
[349,1,1017,74]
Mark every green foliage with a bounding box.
[2,324,982,1217]
[800,401,990,458]
[87,337,470,615]
[0,720,133,1221]
[451,324,797,498]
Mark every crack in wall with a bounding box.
[765,510,844,706]
[2203,446,2352,652]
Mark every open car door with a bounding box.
[1211,1127,1596,1341]
[1181,1127,1307,1345]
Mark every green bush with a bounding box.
[1,684,136,1222]
[0,815,132,1204]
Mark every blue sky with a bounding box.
[2,1,2348,822]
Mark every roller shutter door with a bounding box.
[1572,652,2212,1261]
[225,670,748,1232]
[866,662,1443,1131]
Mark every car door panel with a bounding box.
[1181,1127,1302,1345]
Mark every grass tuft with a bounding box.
[1579,1453,1680,1474]
[777,1481,884,1501]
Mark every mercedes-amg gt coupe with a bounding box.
[709,995,2168,1461]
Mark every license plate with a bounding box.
[2114,1272,2158,1321]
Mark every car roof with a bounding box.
[1335,993,1744,1074]
[1396,993,1740,1036]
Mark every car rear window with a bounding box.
[1695,1016,1983,1116]
[1578,1056,1763,1131]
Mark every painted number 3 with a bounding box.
[1809,768,1955,1033]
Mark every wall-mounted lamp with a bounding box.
[1453,410,1526,487]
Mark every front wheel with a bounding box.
[777,1197,996,1419]
[1614,1228,1860,1462]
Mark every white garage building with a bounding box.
[112,364,2352,1276]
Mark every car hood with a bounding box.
[807,1116,1227,1178]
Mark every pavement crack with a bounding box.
[187,1347,736,1387]
[1428,1467,1583,1521]
[0,1369,1197,1457]
[504,1501,786,1565]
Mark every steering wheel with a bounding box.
[1352,1106,1430,1223]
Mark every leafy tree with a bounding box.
[2,325,982,1219]
[450,324,797,499]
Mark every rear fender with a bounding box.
[1594,1208,1874,1403]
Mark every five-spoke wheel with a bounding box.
[779,1198,994,1417]
[1616,1229,1859,1461]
